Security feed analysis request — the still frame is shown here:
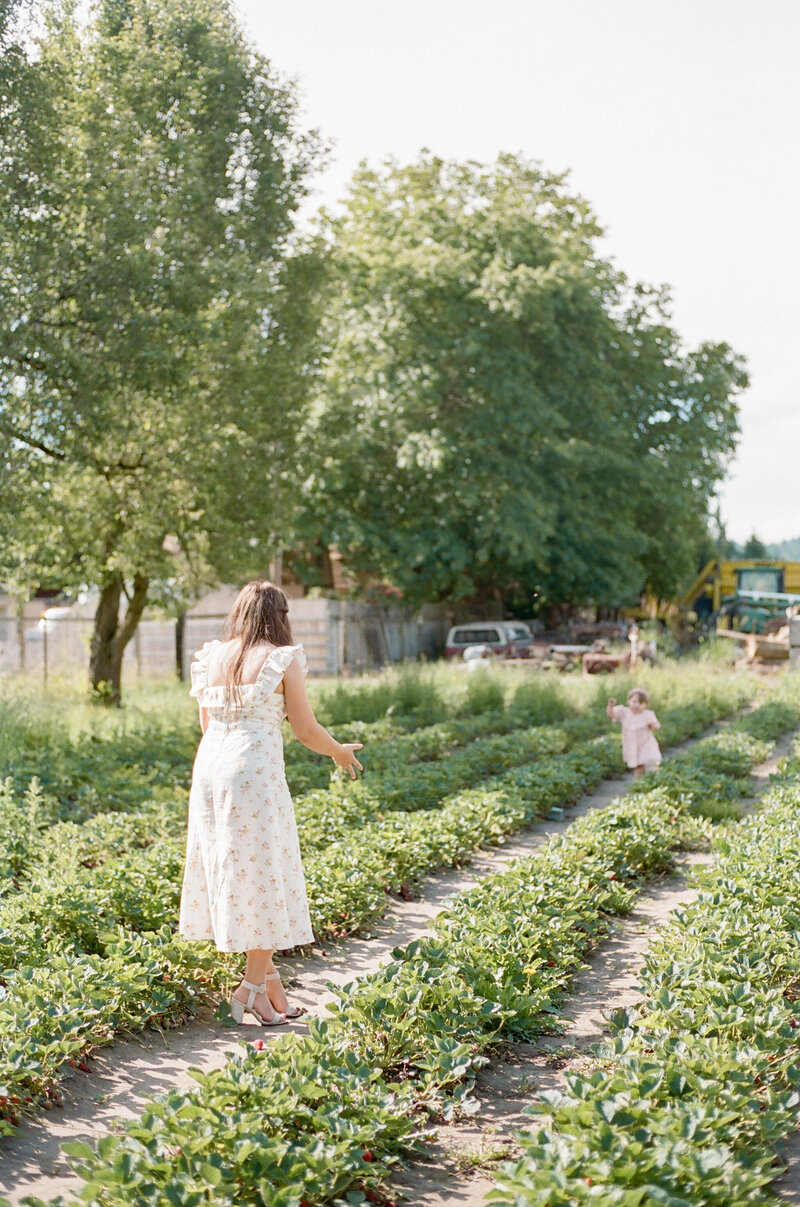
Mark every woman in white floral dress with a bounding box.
[179,581,362,1025]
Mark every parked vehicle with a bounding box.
[444,621,533,660]
[24,605,74,641]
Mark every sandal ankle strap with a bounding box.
[264,972,281,982]
[240,978,266,1009]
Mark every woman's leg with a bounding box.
[263,955,293,1014]
[244,949,272,986]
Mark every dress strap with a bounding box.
[188,639,222,700]
[255,643,307,698]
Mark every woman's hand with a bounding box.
[333,742,364,779]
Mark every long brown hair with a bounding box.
[224,581,293,698]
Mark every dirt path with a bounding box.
[0,724,787,1206]
[774,1137,800,1204]
[387,856,709,1206]
[387,729,797,1207]
[0,776,632,1205]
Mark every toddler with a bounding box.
[606,687,661,778]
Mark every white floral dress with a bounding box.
[178,641,314,953]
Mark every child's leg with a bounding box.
[633,764,645,778]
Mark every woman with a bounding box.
[178,581,363,1025]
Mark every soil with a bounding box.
[0,726,796,1206]
[387,857,709,1206]
[386,729,800,1206]
[0,775,633,1205]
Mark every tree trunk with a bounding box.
[89,573,150,704]
[175,609,186,681]
[16,600,26,672]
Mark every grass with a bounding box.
[0,655,778,826]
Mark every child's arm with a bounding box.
[647,710,660,730]
[606,697,618,721]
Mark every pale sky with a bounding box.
[235,0,800,545]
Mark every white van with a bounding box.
[444,621,533,660]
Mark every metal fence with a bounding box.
[0,615,183,683]
[0,599,451,681]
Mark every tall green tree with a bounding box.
[0,0,323,701]
[299,154,745,613]
[743,534,769,559]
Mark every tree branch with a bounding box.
[113,573,150,654]
[0,422,67,461]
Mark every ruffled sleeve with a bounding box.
[189,639,222,701]
[611,705,626,723]
[255,642,307,697]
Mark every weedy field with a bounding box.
[1,659,799,1206]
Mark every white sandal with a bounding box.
[229,979,286,1026]
[265,970,306,1019]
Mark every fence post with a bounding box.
[16,603,25,672]
[175,611,186,680]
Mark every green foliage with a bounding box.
[0,665,761,1137]
[768,536,800,560]
[743,533,769,558]
[299,153,746,609]
[0,0,324,697]
[509,677,573,726]
[314,668,446,727]
[455,670,506,717]
[33,695,790,1202]
[490,741,800,1207]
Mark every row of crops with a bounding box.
[490,739,800,1206]
[30,693,800,1207]
[0,668,571,817]
[0,666,757,1136]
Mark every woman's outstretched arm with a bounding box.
[283,657,363,778]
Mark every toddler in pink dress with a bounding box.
[606,687,661,778]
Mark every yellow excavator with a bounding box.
[674,559,800,660]
[681,559,800,630]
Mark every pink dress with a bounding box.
[612,706,662,769]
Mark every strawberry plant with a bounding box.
[0,675,774,1132]
[24,698,791,1204]
[490,734,800,1207]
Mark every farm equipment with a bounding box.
[677,559,800,661]
[682,559,800,632]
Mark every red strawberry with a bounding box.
[362,1149,374,1162]
[252,1039,264,1050]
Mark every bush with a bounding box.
[456,670,506,717]
[510,678,573,726]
